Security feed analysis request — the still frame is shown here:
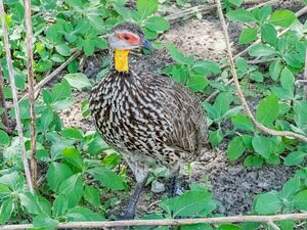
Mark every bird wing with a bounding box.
[146,75,208,155]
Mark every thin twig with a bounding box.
[0,67,10,129]
[216,0,307,142]
[18,51,81,103]
[268,221,281,230]
[24,0,37,186]
[0,0,34,193]
[2,213,307,229]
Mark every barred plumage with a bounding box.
[89,22,208,218]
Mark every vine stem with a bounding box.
[1,213,307,229]
[24,0,37,186]
[215,0,307,143]
[0,0,34,193]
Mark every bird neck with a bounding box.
[114,49,130,73]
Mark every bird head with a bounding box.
[108,22,151,50]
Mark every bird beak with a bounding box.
[143,39,152,50]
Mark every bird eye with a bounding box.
[123,35,130,40]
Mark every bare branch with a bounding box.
[18,51,81,103]
[0,0,34,193]
[0,67,9,130]
[24,0,37,186]
[2,213,307,229]
[216,0,307,142]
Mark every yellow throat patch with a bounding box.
[114,49,129,72]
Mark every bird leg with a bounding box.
[120,179,146,219]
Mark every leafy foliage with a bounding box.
[0,0,307,229]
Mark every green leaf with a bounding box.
[89,167,126,191]
[284,151,307,166]
[19,192,51,216]
[218,224,241,230]
[187,75,209,92]
[52,194,69,217]
[51,81,71,102]
[249,44,277,57]
[136,0,158,20]
[0,199,13,224]
[231,114,254,132]
[63,147,84,171]
[82,39,96,56]
[145,16,170,32]
[252,135,274,159]
[293,190,307,210]
[0,130,10,146]
[55,44,71,57]
[47,162,73,192]
[261,23,278,47]
[167,44,193,65]
[227,136,246,161]
[227,9,256,23]
[269,60,283,81]
[64,73,91,91]
[270,9,296,28]
[280,67,294,91]
[293,101,307,134]
[160,188,216,218]
[239,27,257,44]
[213,92,234,120]
[192,61,221,76]
[254,191,282,214]
[280,177,301,199]
[61,128,84,140]
[256,95,279,127]
[59,174,84,209]
[208,130,224,147]
[33,214,58,230]
[66,207,105,221]
[243,155,264,168]
[84,185,101,207]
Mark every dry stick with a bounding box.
[0,67,10,130]
[268,221,281,230]
[18,51,81,103]
[216,0,307,143]
[2,213,307,229]
[24,0,37,186]
[0,0,34,193]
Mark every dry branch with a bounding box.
[24,0,37,186]
[18,51,81,103]
[0,0,34,193]
[216,0,307,143]
[2,213,307,229]
[0,67,10,130]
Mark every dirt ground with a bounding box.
[60,0,304,217]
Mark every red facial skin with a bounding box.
[116,32,140,46]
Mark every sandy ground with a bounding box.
[60,0,305,217]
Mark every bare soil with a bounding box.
[60,0,304,218]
